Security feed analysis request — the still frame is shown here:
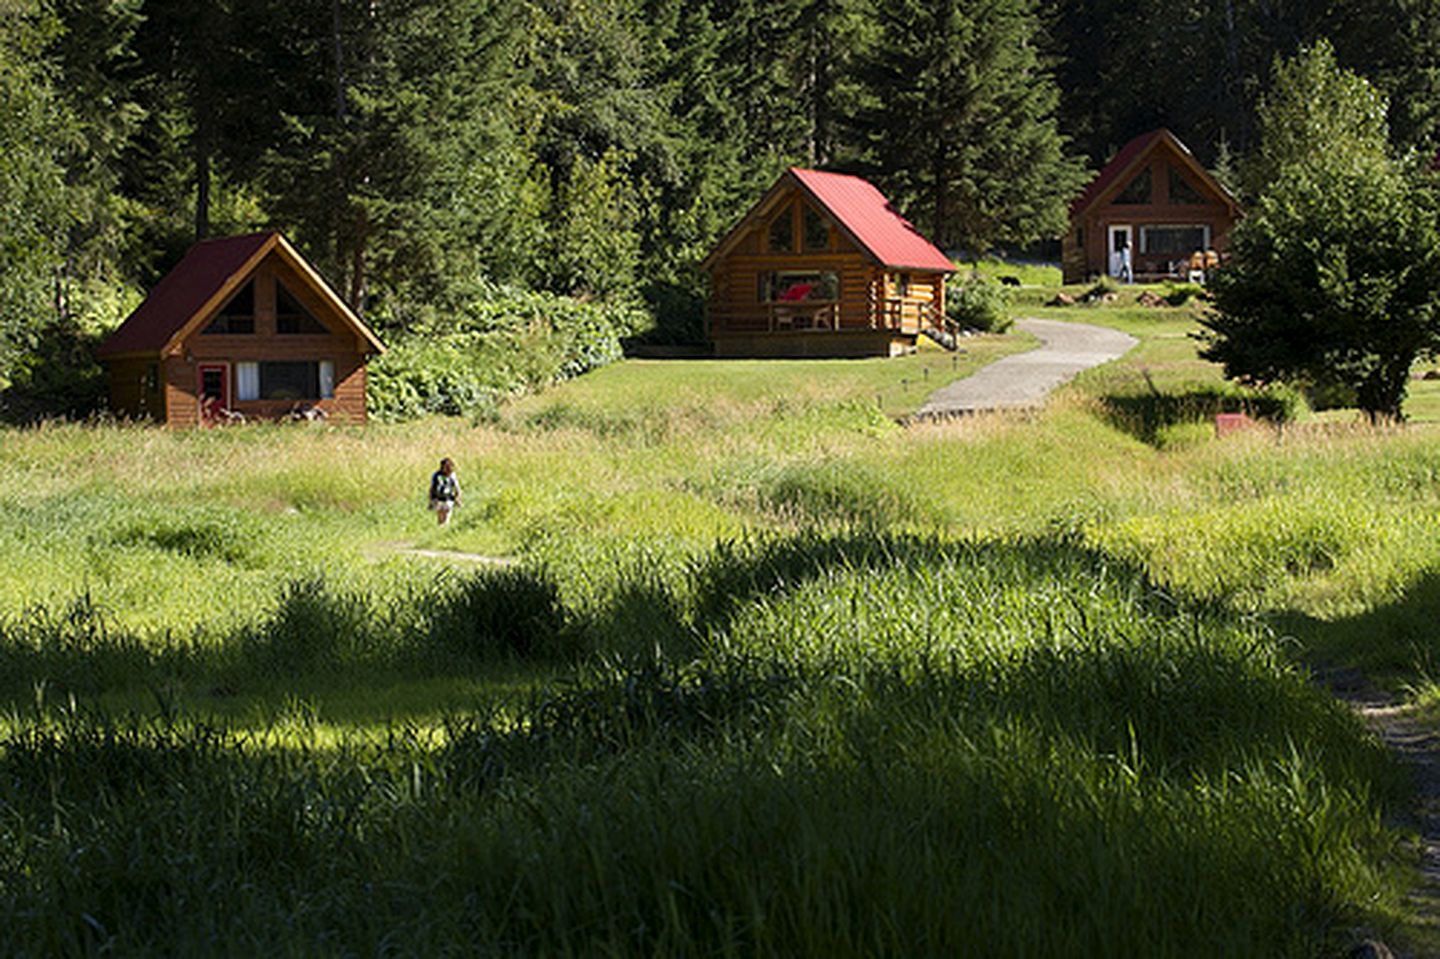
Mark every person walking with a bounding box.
[429,457,460,526]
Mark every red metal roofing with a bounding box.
[99,232,276,357]
[1068,130,1166,219]
[789,167,955,272]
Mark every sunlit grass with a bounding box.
[2,303,1438,953]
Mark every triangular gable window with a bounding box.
[1168,166,1205,205]
[276,282,327,334]
[204,280,256,334]
[804,206,830,251]
[1114,167,1152,205]
[768,207,794,252]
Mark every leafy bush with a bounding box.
[368,282,650,421]
[945,274,1013,332]
[1083,275,1120,301]
[1162,282,1207,306]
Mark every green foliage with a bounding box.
[367,283,649,420]
[1244,39,1392,198]
[3,340,1440,951]
[1201,48,1440,422]
[1046,0,1440,176]
[946,273,1014,332]
[0,535,1404,955]
[426,565,567,660]
[1162,282,1207,307]
[0,2,71,388]
[852,0,1084,253]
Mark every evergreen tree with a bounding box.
[0,1,71,386]
[851,0,1083,254]
[257,0,532,317]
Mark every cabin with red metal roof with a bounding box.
[1062,130,1241,285]
[98,232,385,427]
[702,168,955,357]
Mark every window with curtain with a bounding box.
[236,362,260,401]
[234,361,336,401]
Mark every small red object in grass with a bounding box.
[1214,412,1254,437]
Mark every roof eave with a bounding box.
[158,234,282,356]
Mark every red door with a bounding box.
[198,364,229,423]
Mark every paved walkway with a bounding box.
[913,318,1138,419]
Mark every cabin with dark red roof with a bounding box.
[1063,130,1241,285]
[98,232,385,427]
[703,168,955,357]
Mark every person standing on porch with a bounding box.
[429,457,460,526]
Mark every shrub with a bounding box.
[1162,282,1207,307]
[367,283,650,421]
[945,274,1013,333]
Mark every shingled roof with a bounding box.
[1070,129,1240,219]
[99,232,384,358]
[704,168,955,273]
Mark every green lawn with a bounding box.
[2,300,1438,954]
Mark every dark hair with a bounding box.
[440,457,454,472]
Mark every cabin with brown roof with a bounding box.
[1063,130,1241,285]
[703,168,955,357]
[99,232,385,427]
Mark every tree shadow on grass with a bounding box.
[1099,386,1293,446]
[1272,572,1440,680]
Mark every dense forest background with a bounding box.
[1,0,1437,409]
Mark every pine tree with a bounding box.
[0,1,72,386]
[850,0,1084,254]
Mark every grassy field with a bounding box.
[2,295,1439,954]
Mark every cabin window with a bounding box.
[804,208,829,251]
[276,282,327,334]
[236,362,259,401]
[204,281,255,334]
[893,273,911,297]
[768,208,794,252]
[1139,224,1209,255]
[236,360,336,401]
[1114,168,1152,205]
[1168,167,1205,205]
[760,271,838,302]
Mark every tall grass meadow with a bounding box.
[0,314,1436,953]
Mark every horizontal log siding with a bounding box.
[107,358,166,423]
[709,251,871,334]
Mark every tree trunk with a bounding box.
[332,0,347,123]
[195,138,210,242]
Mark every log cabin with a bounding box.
[99,232,385,427]
[703,168,955,357]
[1062,130,1241,285]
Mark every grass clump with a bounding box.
[425,565,568,660]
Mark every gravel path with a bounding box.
[1322,668,1440,958]
[913,318,1138,419]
